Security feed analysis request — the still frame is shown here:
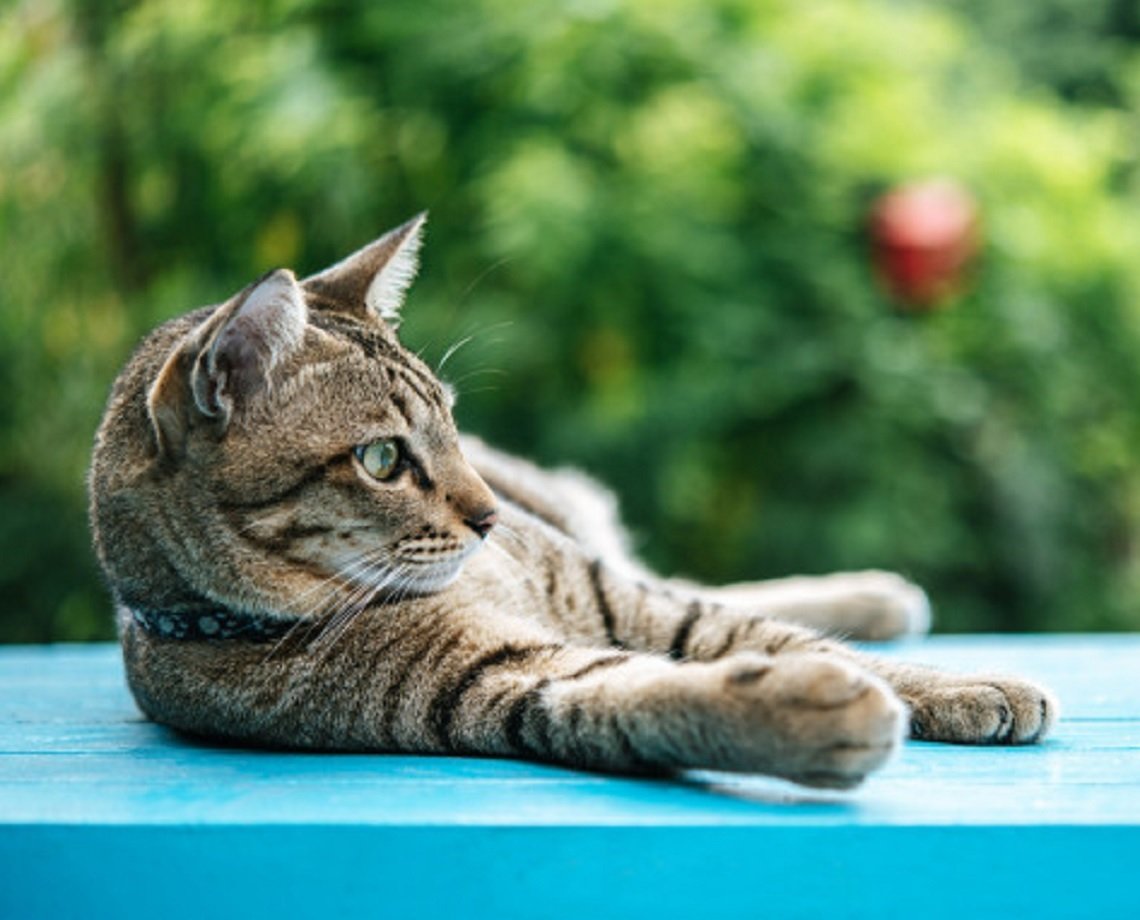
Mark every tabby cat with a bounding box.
[89,215,1056,789]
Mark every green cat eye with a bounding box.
[356,439,401,480]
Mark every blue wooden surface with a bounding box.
[1,635,1138,918]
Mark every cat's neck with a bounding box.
[119,600,304,643]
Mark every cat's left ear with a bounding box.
[191,268,308,422]
[301,212,426,326]
[147,269,308,456]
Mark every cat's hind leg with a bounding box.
[677,570,932,641]
[461,436,930,640]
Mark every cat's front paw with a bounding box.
[905,675,1058,745]
[717,653,907,789]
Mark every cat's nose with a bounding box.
[464,507,498,540]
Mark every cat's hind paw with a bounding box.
[824,572,932,641]
[723,571,933,641]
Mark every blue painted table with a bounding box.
[1,635,1137,919]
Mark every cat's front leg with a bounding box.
[867,659,1058,744]
[634,595,1058,745]
[437,638,905,789]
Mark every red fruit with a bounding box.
[871,179,979,310]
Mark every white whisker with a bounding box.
[436,334,476,374]
[491,522,529,555]
[448,259,515,317]
[448,367,507,388]
[310,559,410,656]
[259,547,394,662]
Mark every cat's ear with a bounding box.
[192,268,308,419]
[301,212,426,326]
[148,269,308,456]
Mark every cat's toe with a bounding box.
[760,652,875,708]
[788,736,899,790]
[993,677,1058,744]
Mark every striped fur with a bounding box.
[89,218,1057,789]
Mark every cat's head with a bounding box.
[90,215,498,621]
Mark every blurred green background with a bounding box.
[4,0,1140,641]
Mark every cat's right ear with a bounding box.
[301,213,426,326]
[147,269,308,458]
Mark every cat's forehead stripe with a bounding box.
[390,362,446,412]
[389,390,414,427]
[312,312,447,411]
[315,314,403,362]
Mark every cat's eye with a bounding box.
[355,439,401,481]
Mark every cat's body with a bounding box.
[90,216,1056,789]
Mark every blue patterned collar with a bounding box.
[124,603,304,642]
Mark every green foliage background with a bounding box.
[4,0,1140,640]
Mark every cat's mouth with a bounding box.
[393,539,483,595]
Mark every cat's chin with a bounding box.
[322,542,481,600]
[366,558,469,599]
[394,540,487,596]
[398,564,465,596]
